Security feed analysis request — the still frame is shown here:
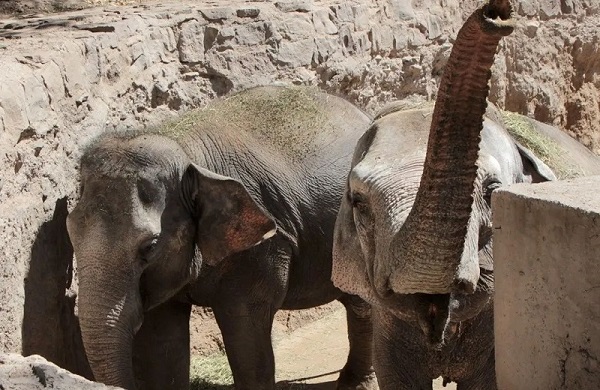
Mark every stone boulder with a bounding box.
[0,353,121,389]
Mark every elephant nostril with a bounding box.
[453,279,476,295]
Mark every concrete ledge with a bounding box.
[493,175,600,390]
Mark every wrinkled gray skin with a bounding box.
[67,86,378,390]
[331,1,580,389]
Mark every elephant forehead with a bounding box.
[350,147,424,192]
[75,173,164,229]
[349,156,421,231]
[81,134,186,177]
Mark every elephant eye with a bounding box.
[137,178,160,206]
[349,191,370,215]
[139,237,159,264]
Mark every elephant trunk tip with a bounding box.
[483,0,516,34]
[486,0,513,20]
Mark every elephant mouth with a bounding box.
[377,273,493,345]
[415,294,453,347]
[376,293,457,347]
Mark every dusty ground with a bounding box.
[190,306,455,390]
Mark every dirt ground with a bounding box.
[191,306,455,390]
[273,308,454,390]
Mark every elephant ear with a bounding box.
[182,163,277,265]
[515,141,557,183]
[332,196,378,305]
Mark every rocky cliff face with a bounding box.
[0,0,599,378]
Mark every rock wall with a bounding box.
[1,0,599,377]
[493,176,600,389]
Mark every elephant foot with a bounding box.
[336,370,379,390]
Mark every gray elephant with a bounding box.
[332,1,600,389]
[66,86,378,390]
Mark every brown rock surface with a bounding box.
[1,0,599,380]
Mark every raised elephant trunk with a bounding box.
[78,264,142,389]
[389,0,514,294]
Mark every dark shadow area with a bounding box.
[276,379,337,389]
[22,197,93,379]
[208,74,234,97]
[276,370,339,389]
[190,380,337,390]
[191,371,338,390]
[190,379,234,390]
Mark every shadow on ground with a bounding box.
[191,380,337,390]
[276,379,337,389]
[191,371,339,390]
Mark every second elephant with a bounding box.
[332,1,600,389]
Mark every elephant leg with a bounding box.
[132,299,192,390]
[456,350,497,390]
[337,294,378,390]
[213,302,276,390]
[372,308,432,390]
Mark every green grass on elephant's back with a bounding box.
[189,354,311,390]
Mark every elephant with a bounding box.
[332,0,600,389]
[66,86,379,390]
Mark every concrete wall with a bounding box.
[493,176,600,389]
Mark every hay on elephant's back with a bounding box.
[502,111,582,179]
[155,86,330,161]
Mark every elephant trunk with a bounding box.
[388,0,514,295]
[78,263,142,389]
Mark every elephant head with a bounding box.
[67,134,276,388]
[332,0,553,344]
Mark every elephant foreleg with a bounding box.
[213,302,276,390]
[338,294,378,390]
[132,299,192,390]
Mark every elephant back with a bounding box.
[151,85,369,165]
[501,112,600,179]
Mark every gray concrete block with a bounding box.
[493,175,600,390]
